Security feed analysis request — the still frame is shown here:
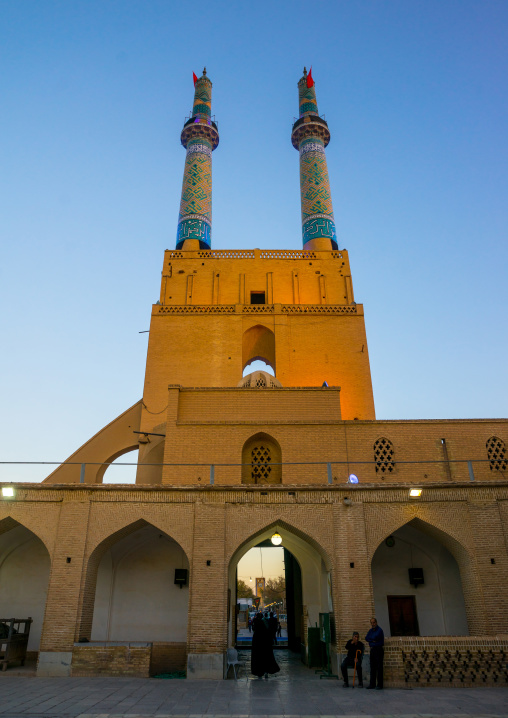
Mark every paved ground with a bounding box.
[0,651,507,718]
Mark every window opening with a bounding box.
[374,437,395,473]
[486,436,507,471]
[251,445,272,483]
[242,359,275,377]
[250,291,266,305]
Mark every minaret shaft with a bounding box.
[291,70,337,251]
[176,69,219,250]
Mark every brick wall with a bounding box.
[71,643,151,677]
[384,637,508,688]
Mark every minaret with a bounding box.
[291,68,338,251]
[176,68,219,250]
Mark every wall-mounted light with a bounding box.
[271,532,282,546]
[348,474,359,484]
[409,488,422,497]
[1,486,14,498]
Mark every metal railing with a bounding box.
[0,458,506,487]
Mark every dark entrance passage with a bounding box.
[284,548,303,654]
[387,595,420,636]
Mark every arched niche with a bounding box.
[242,325,275,374]
[228,522,333,657]
[371,519,469,637]
[90,524,189,643]
[0,520,51,651]
[79,519,190,644]
[241,432,282,484]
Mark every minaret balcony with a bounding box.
[180,121,219,150]
[291,114,330,149]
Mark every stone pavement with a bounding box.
[0,652,507,717]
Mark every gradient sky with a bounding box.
[1,1,507,483]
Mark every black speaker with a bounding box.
[408,568,424,587]
[174,568,188,587]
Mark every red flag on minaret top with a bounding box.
[307,67,314,88]
[193,72,198,86]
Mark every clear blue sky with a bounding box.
[1,1,507,482]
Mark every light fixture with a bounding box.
[1,486,14,498]
[271,532,282,546]
[409,488,422,497]
[348,474,359,484]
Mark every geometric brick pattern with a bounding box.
[486,436,507,471]
[374,437,395,473]
[402,646,508,685]
[251,444,272,483]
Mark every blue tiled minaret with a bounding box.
[176,68,219,250]
[291,68,338,251]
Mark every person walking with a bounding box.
[248,617,252,633]
[365,617,384,690]
[341,632,364,687]
[251,612,280,679]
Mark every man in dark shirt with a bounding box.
[365,617,384,689]
[341,632,364,687]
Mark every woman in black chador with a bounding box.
[251,612,280,679]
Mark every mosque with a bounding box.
[1,69,507,684]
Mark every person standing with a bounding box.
[341,632,364,687]
[365,617,384,690]
[251,612,280,679]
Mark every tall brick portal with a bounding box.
[1,70,507,683]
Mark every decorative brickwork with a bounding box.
[487,436,508,471]
[374,437,395,473]
[384,637,508,688]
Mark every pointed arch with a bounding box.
[78,519,190,641]
[242,324,276,373]
[0,518,52,651]
[0,515,54,556]
[241,432,282,484]
[369,516,485,635]
[228,518,332,572]
[227,519,333,651]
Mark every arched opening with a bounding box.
[242,433,282,484]
[81,521,190,674]
[371,519,469,637]
[228,523,333,676]
[242,359,275,377]
[0,519,51,661]
[242,325,276,375]
[100,447,139,484]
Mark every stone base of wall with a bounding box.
[150,642,186,675]
[71,643,151,677]
[384,636,508,688]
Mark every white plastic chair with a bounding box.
[226,648,245,679]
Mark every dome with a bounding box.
[238,371,282,388]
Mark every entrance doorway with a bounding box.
[236,541,303,652]
[228,524,333,677]
[387,595,420,636]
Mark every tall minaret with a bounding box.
[176,68,219,250]
[291,68,338,251]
